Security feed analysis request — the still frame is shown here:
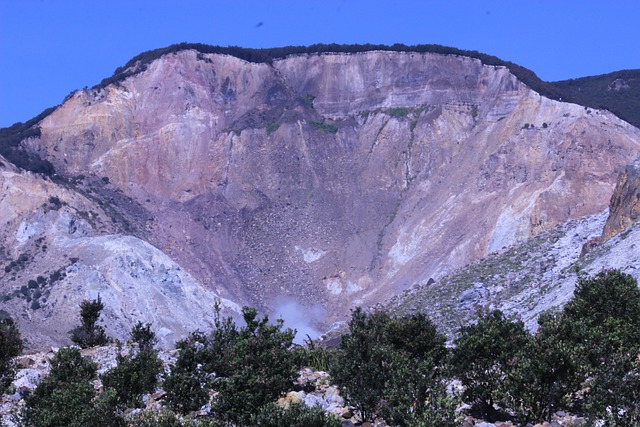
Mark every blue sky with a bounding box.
[1,0,639,127]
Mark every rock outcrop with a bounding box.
[602,156,640,240]
[4,48,640,342]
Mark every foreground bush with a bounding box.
[212,307,296,425]
[164,305,296,425]
[453,270,640,425]
[0,317,22,394]
[127,409,184,427]
[451,310,530,420]
[19,347,123,427]
[565,270,640,425]
[330,308,457,426]
[249,402,341,427]
[101,323,163,408]
[291,336,335,372]
[564,269,640,368]
[506,311,584,424]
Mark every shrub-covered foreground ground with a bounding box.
[1,269,639,427]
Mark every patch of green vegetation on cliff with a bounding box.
[309,120,338,134]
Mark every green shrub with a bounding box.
[92,389,127,427]
[19,347,123,427]
[387,107,410,117]
[266,122,281,134]
[505,311,584,424]
[129,321,158,351]
[403,391,463,427]
[211,307,296,425]
[584,349,640,427]
[562,270,640,424]
[444,270,640,425]
[291,336,335,372]
[102,322,162,408]
[249,402,342,427]
[165,305,296,425]
[330,308,452,425]
[564,270,640,367]
[70,296,109,348]
[127,409,184,427]
[300,94,315,109]
[309,121,338,134]
[101,348,163,408]
[21,348,105,427]
[0,317,23,393]
[450,310,531,420]
[163,332,211,413]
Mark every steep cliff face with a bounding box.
[602,156,640,240]
[15,49,640,332]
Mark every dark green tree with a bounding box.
[163,333,210,413]
[163,308,239,414]
[563,269,640,368]
[584,349,640,426]
[330,308,390,421]
[101,324,163,409]
[505,311,585,424]
[450,310,531,420]
[164,305,296,425]
[19,347,124,427]
[562,269,640,424]
[129,321,158,351]
[0,317,23,394]
[70,296,109,348]
[212,307,296,426]
[330,308,456,426]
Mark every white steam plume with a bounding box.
[271,297,326,344]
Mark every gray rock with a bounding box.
[303,393,327,409]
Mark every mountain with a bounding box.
[551,69,640,129]
[2,44,640,349]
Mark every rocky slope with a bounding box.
[0,156,238,350]
[3,47,640,345]
[384,202,640,338]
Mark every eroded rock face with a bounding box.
[602,156,640,240]
[0,157,238,350]
[11,49,640,334]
